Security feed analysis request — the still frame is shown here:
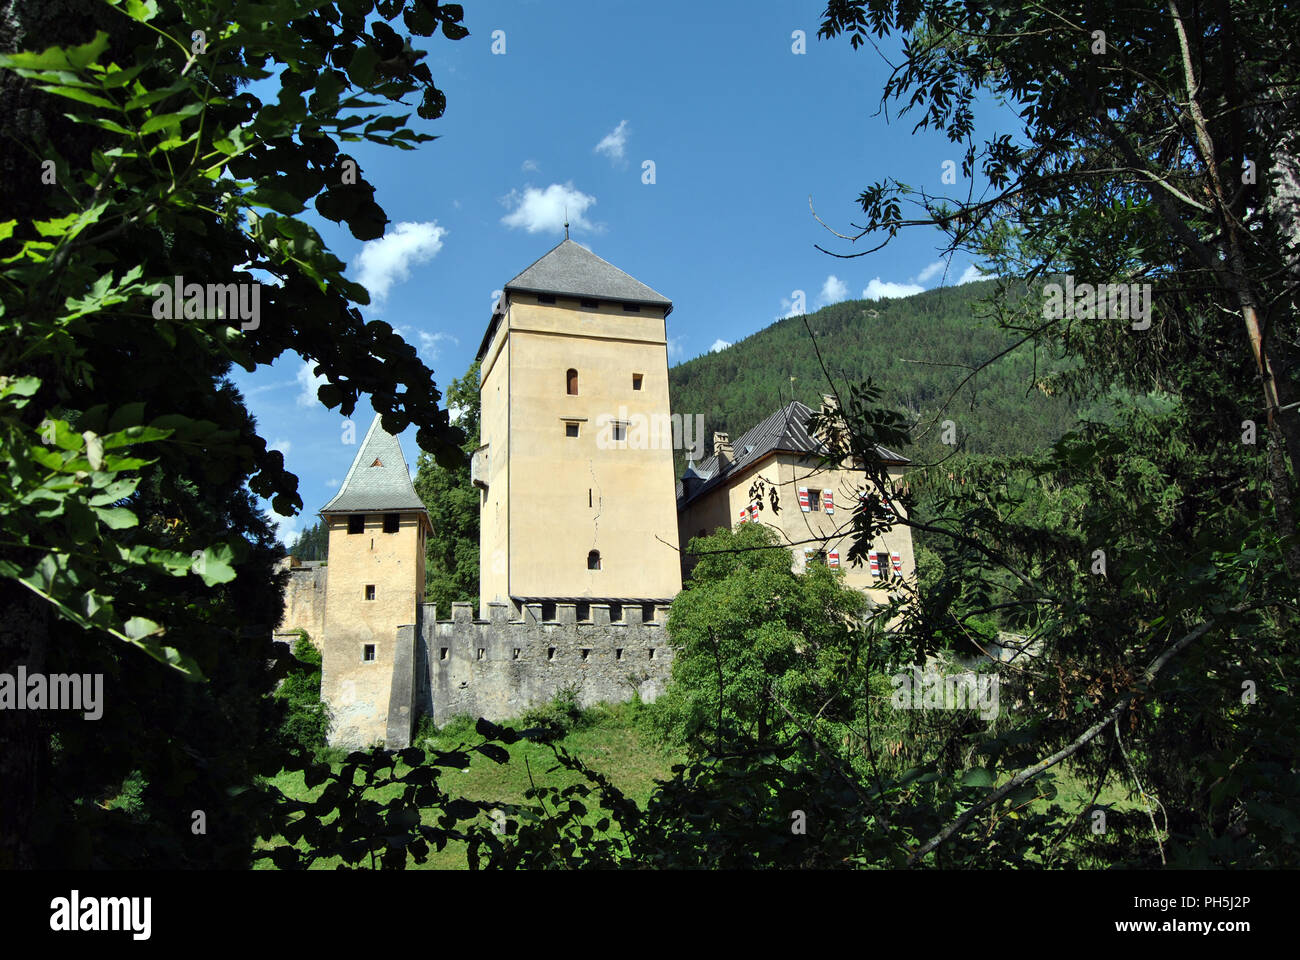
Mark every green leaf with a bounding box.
[0,30,109,72]
[34,84,118,110]
[960,767,995,788]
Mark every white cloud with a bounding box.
[779,296,804,319]
[399,328,457,361]
[269,438,291,457]
[914,260,947,284]
[501,182,598,234]
[667,337,686,360]
[521,159,539,172]
[593,120,629,163]
[352,221,447,304]
[709,338,732,354]
[295,360,329,408]
[863,277,925,300]
[819,275,849,305]
[270,513,300,547]
[958,264,987,284]
[449,403,466,424]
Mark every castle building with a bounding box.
[675,398,915,602]
[316,415,431,747]
[473,238,683,617]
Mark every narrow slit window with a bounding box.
[477,648,485,661]
[364,584,376,600]
[648,647,656,660]
[566,368,578,395]
[612,422,626,442]
[632,373,643,390]
[581,648,591,661]
[615,648,624,661]
[512,648,521,660]
[547,647,556,661]
[439,647,448,661]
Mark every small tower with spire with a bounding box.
[318,413,430,747]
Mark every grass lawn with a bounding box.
[255,700,682,870]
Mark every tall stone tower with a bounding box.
[318,414,430,747]
[474,239,682,616]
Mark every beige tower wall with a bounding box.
[478,329,511,615]
[478,296,683,609]
[320,512,425,747]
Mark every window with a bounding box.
[587,550,601,570]
[609,603,623,622]
[512,648,521,660]
[547,647,556,661]
[615,648,624,661]
[581,648,591,661]
[580,299,599,309]
[648,647,656,659]
[362,644,376,662]
[541,601,557,621]
[632,373,643,390]
[612,422,627,442]
[537,293,556,304]
[566,368,578,395]
[477,648,485,661]
[348,514,365,534]
[383,512,400,533]
[565,422,579,438]
[577,602,590,622]
[622,303,641,312]
[364,584,376,600]
[641,603,655,623]
[808,489,821,511]
[439,647,448,661]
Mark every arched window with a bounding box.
[587,550,601,570]
[566,368,578,395]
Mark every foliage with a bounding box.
[413,359,480,614]
[652,524,869,749]
[288,520,328,561]
[274,632,330,755]
[0,0,467,867]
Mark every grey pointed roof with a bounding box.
[678,400,909,507]
[477,239,673,360]
[320,414,429,516]
[505,239,672,311]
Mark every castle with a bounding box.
[276,239,914,748]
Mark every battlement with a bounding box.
[399,601,674,733]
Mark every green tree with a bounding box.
[414,359,480,616]
[654,524,868,749]
[0,0,469,867]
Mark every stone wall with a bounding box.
[404,601,674,734]
[273,559,327,646]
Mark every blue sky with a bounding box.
[233,1,1003,545]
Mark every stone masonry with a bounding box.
[383,601,673,745]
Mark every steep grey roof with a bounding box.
[679,400,909,507]
[477,239,673,360]
[505,239,672,309]
[321,414,429,515]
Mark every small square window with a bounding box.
[364,584,376,600]
[383,513,400,533]
[348,515,365,535]
[622,303,641,313]
[808,490,821,511]
[565,422,579,438]
[612,422,627,442]
[362,644,376,662]
[632,373,643,390]
[537,294,556,304]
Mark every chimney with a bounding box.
[817,395,847,453]
[713,431,733,467]
[820,393,839,414]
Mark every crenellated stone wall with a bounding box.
[273,558,327,647]
[386,601,674,742]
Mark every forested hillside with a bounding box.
[668,280,1088,469]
